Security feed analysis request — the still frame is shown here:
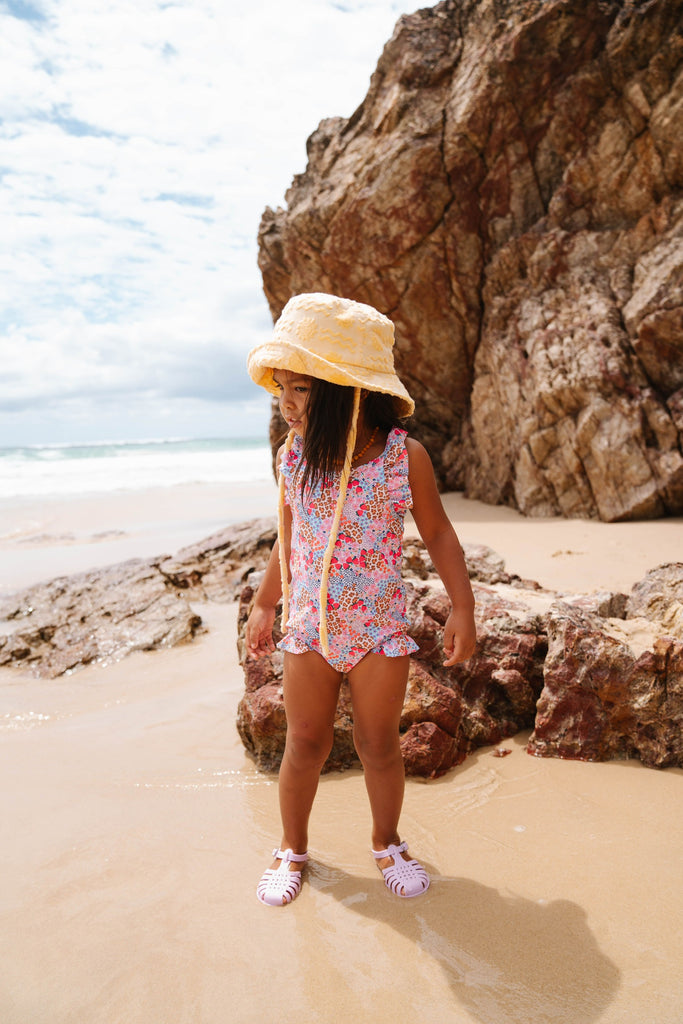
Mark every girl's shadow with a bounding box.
[308,860,620,1024]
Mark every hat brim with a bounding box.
[248,340,415,418]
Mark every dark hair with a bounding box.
[363,390,405,434]
[298,380,406,495]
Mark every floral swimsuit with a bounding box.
[278,427,419,672]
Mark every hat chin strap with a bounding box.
[318,386,361,658]
[277,428,296,631]
[277,388,361,660]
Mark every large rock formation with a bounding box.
[237,539,683,774]
[257,0,683,521]
[235,548,551,774]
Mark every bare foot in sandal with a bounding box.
[372,841,430,898]
[257,848,308,906]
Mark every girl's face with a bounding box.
[272,369,312,436]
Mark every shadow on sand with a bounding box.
[308,860,620,1024]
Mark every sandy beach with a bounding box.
[0,484,681,1024]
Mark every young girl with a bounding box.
[245,293,476,906]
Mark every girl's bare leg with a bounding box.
[347,653,410,862]
[273,650,341,866]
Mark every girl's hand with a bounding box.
[406,438,477,668]
[442,607,477,667]
[245,604,277,659]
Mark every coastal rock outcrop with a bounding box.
[2,520,680,772]
[236,534,683,774]
[0,518,276,678]
[159,517,277,603]
[257,0,683,522]
[235,571,549,776]
[0,558,202,678]
[626,562,683,638]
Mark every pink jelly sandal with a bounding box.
[372,841,430,898]
[256,848,309,906]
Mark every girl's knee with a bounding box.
[285,728,334,769]
[353,729,402,771]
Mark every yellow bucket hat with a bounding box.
[247,292,414,417]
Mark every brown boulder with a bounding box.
[257,0,683,521]
[408,581,548,752]
[527,602,682,768]
[236,574,549,777]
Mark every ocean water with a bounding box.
[0,437,274,499]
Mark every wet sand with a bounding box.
[0,486,681,1023]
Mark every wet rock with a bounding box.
[400,721,461,780]
[0,519,281,680]
[0,558,202,679]
[412,582,548,754]
[258,0,683,521]
[236,576,549,777]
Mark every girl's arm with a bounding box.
[245,538,284,658]
[245,446,290,659]
[406,438,477,667]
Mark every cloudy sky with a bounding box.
[0,0,422,446]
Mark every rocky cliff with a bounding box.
[257,0,683,521]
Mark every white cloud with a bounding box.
[0,0,422,444]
